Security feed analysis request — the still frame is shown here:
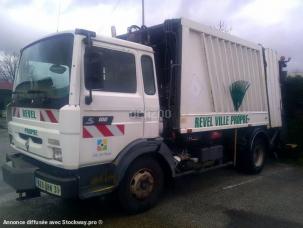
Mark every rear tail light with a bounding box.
[210,131,222,140]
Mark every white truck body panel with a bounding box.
[264,49,282,128]
[179,18,281,133]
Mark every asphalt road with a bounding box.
[1,127,303,228]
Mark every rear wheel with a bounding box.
[238,136,267,174]
[118,156,163,214]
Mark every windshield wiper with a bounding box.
[12,90,47,95]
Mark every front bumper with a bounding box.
[2,154,37,192]
[2,153,78,198]
[2,153,117,199]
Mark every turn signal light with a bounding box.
[53,148,62,162]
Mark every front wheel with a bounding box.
[118,156,164,214]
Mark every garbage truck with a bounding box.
[2,18,282,213]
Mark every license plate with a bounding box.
[35,178,61,196]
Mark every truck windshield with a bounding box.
[13,34,74,109]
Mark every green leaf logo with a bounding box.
[229,80,250,111]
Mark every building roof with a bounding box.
[0,81,13,90]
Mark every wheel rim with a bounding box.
[253,145,264,167]
[130,168,155,200]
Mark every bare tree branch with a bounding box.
[215,20,232,33]
[0,52,19,82]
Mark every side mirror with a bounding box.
[85,90,93,105]
[84,48,103,105]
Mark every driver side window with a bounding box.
[85,47,137,93]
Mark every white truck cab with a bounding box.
[9,30,160,168]
[2,19,282,213]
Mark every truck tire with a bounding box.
[238,137,267,174]
[118,156,164,214]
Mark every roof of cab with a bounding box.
[21,30,154,53]
[92,34,153,53]
[21,31,74,52]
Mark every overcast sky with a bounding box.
[0,0,302,71]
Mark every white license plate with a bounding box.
[35,178,61,196]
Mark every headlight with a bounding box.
[53,148,62,162]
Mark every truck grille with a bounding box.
[19,133,43,144]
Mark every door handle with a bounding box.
[138,112,144,117]
[129,111,144,118]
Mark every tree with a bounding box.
[285,75,303,118]
[215,20,232,33]
[0,52,19,82]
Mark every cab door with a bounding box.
[80,42,144,165]
[139,53,160,138]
